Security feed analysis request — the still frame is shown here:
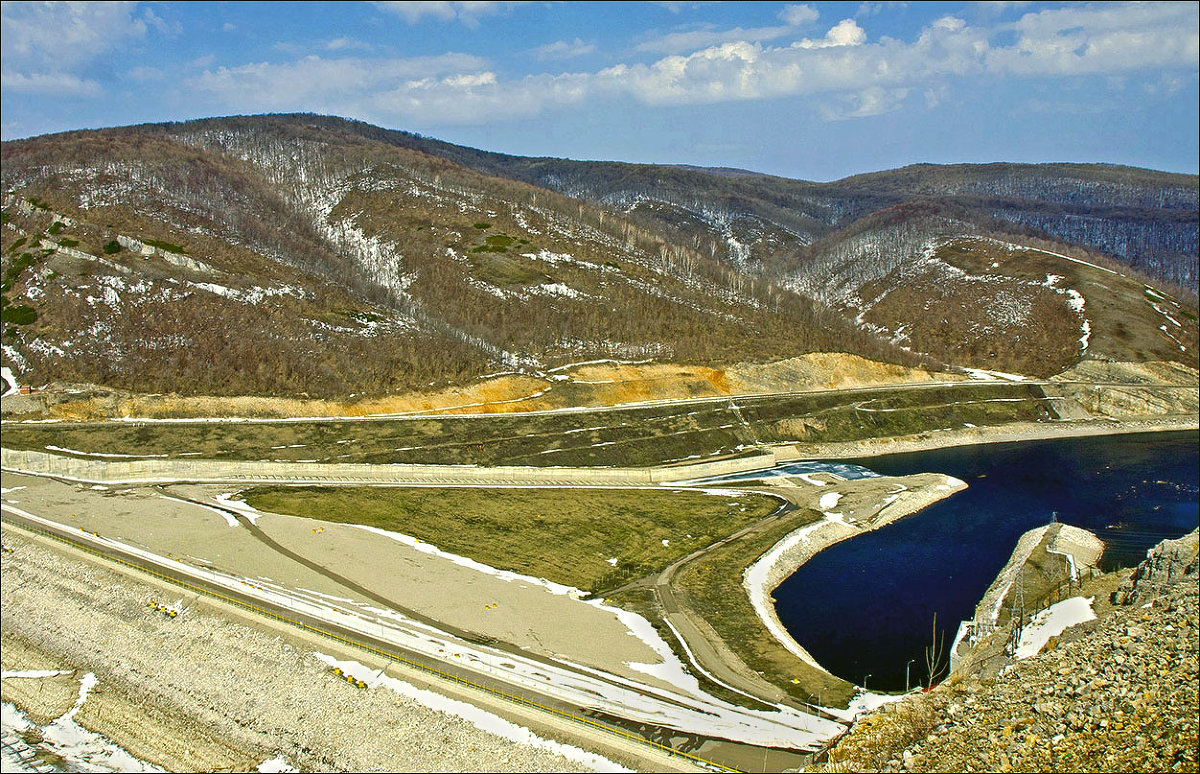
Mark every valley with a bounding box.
[2,114,1197,773]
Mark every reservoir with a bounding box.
[772,431,1199,693]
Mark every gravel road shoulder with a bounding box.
[1,525,639,773]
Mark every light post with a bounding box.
[906,659,915,692]
[863,673,871,692]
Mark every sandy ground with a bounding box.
[1,528,619,773]
[0,473,679,696]
[3,353,948,421]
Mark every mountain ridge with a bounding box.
[2,114,1196,400]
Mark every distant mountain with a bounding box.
[1,114,1196,398]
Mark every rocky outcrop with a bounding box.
[1112,529,1199,606]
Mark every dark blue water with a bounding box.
[773,431,1199,693]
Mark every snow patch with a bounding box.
[1,669,72,679]
[314,654,631,772]
[353,524,587,599]
[257,757,299,773]
[37,673,163,772]
[1,366,19,397]
[1013,596,1096,660]
[818,492,843,511]
[214,493,264,525]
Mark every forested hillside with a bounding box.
[2,114,1196,399]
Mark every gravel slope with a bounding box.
[1,526,603,773]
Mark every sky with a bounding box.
[1,1,1197,182]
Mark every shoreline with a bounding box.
[781,415,1198,461]
[737,416,1196,694]
[741,473,968,681]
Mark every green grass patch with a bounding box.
[1,304,37,325]
[341,309,384,324]
[4,252,41,289]
[472,222,492,230]
[467,253,545,285]
[241,485,778,594]
[143,238,187,254]
[102,240,122,254]
[8,237,28,255]
[47,221,65,235]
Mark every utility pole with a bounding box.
[906,659,915,692]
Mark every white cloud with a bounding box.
[779,4,820,27]
[857,2,909,18]
[124,65,166,83]
[795,19,867,49]
[820,86,910,120]
[372,1,528,29]
[986,2,1200,77]
[0,1,176,98]
[975,1,1034,19]
[187,53,493,115]
[1,1,148,68]
[183,2,1199,127]
[326,37,373,52]
[532,38,596,61]
[636,3,820,54]
[0,70,103,97]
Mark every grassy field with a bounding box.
[240,485,780,595]
[674,507,859,708]
[2,382,1055,468]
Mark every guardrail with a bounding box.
[0,513,738,772]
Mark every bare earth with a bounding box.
[1,527,623,773]
[0,473,681,697]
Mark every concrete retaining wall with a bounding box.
[1,448,778,487]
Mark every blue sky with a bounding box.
[2,1,1197,181]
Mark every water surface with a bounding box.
[772,431,1199,692]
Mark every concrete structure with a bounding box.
[1,448,782,487]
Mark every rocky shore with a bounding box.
[812,531,1200,773]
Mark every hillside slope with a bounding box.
[1,116,904,397]
[2,114,1196,399]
